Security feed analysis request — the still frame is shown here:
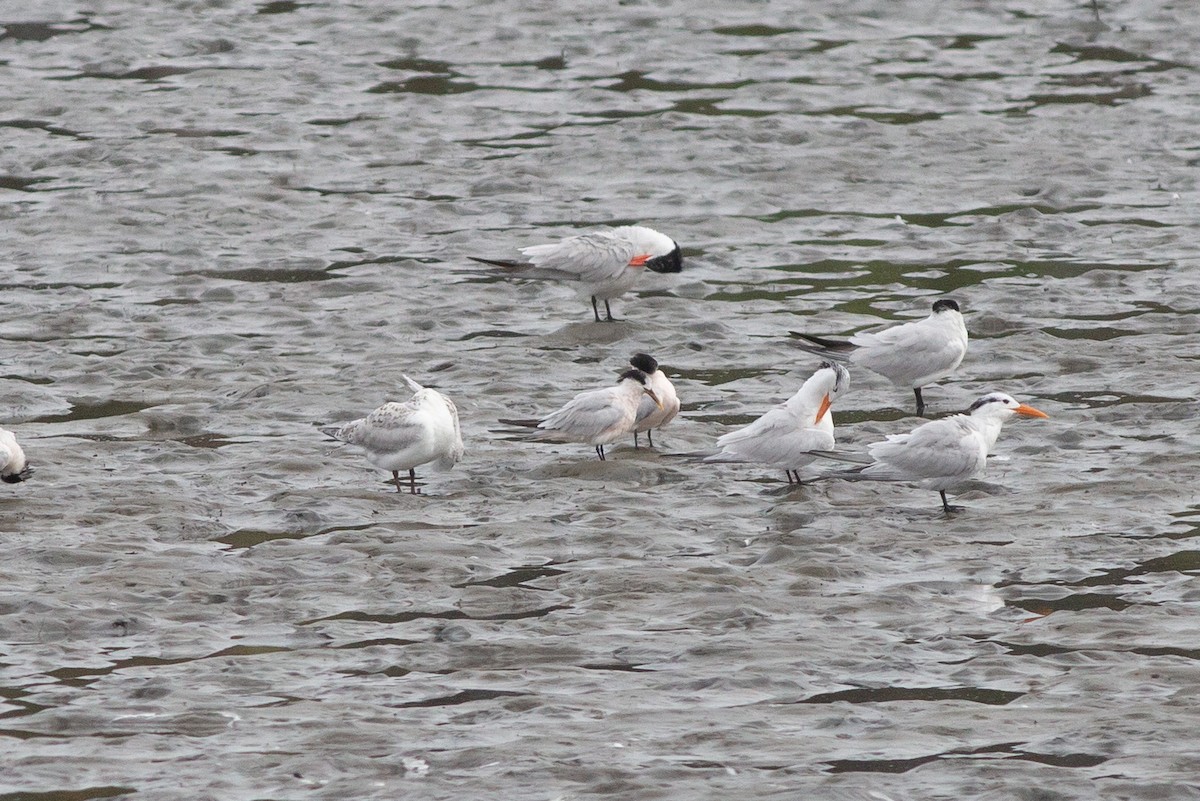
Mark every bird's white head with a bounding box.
[799,361,850,424]
[967,392,1049,422]
[811,362,849,424]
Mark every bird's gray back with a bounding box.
[540,386,634,443]
[522,231,635,283]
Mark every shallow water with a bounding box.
[2,0,1200,798]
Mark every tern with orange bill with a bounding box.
[829,392,1048,513]
[792,298,967,416]
[704,361,849,484]
[500,368,664,461]
[469,225,683,322]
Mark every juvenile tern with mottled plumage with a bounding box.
[704,361,849,484]
[792,299,967,416]
[830,392,1048,513]
[501,368,663,460]
[321,375,463,493]
[469,225,683,322]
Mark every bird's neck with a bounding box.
[973,415,1006,451]
[787,384,825,413]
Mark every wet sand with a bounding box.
[2,1,1199,798]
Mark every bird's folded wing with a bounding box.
[522,232,635,283]
[539,389,627,439]
[712,410,832,462]
[866,419,978,480]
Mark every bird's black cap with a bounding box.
[2,466,33,483]
[618,368,649,385]
[933,299,960,313]
[967,393,1009,413]
[629,353,658,373]
[646,243,683,274]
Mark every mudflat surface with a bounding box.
[2,1,1199,798]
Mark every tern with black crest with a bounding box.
[469,225,683,322]
[629,353,680,448]
[501,368,664,460]
[792,299,967,416]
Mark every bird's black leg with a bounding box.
[596,445,606,461]
[785,470,794,485]
[914,387,926,417]
[633,431,640,449]
[410,468,420,494]
[647,429,654,448]
[939,490,962,514]
[391,470,403,492]
[603,300,617,322]
[591,296,602,322]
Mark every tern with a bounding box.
[501,368,664,460]
[0,427,33,484]
[704,361,849,484]
[831,392,1048,513]
[322,375,464,494]
[469,225,683,322]
[792,298,967,416]
[629,353,680,448]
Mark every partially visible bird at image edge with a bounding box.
[0,427,33,484]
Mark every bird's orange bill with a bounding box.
[628,254,650,266]
[645,388,664,410]
[815,393,832,424]
[1014,404,1049,419]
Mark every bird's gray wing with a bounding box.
[851,317,964,384]
[710,407,834,464]
[864,418,980,481]
[330,400,427,450]
[539,386,629,440]
[520,231,636,284]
